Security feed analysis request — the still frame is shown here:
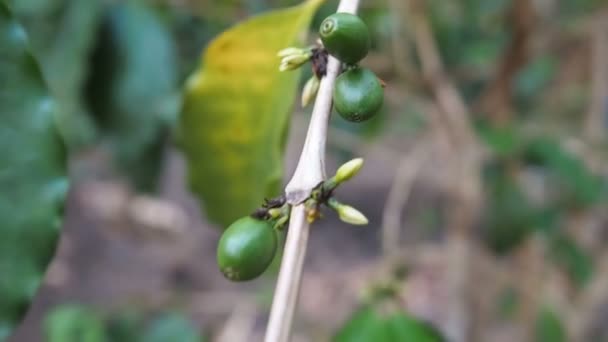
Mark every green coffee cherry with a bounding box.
[217,216,277,281]
[319,13,370,65]
[333,67,384,122]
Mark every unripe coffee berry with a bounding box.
[319,13,370,65]
[333,67,384,122]
[217,216,277,281]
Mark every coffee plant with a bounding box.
[1,0,608,341]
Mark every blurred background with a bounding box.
[5,0,608,341]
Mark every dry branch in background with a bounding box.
[381,142,428,257]
[477,0,537,124]
[401,0,483,340]
[584,22,608,143]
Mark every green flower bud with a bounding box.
[335,158,364,183]
[277,47,303,57]
[278,46,312,71]
[301,75,321,107]
[328,198,368,225]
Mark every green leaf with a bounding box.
[0,3,68,339]
[334,305,444,342]
[44,305,106,342]
[524,137,602,208]
[105,310,143,342]
[9,0,103,148]
[549,233,593,288]
[87,1,180,191]
[333,306,389,342]
[178,0,324,227]
[535,307,566,342]
[513,56,557,104]
[476,122,522,157]
[142,313,204,342]
[386,312,444,342]
[482,164,540,254]
[4,0,61,15]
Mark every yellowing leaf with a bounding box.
[178,0,323,227]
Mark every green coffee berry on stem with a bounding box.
[320,13,370,65]
[334,67,384,122]
[217,216,277,282]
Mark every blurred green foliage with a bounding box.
[7,0,102,148]
[45,305,106,342]
[479,123,601,286]
[0,3,68,339]
[549,233,594,288]
[86,0,180,191]
[334,277,444,342]
[334,305,444,342]
[535,308,566,342]
[44,305,206,342]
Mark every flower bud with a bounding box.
[277,46,312,72]
[277,47,303,57]
[301,75,320,107]
[335,158,364,183]
[328,198,368,225]
[337,204,368,225]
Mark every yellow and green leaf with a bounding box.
[178,0,324,227]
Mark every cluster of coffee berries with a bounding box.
[320,13,383,122]
[278,12,384,122]
[217,159,368,282]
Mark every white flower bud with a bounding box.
[337,204,368,225]
[301,76,320,107]
[277,46,312,72]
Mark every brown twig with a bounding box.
[584,22,608,143]
[387,0,417,83]
[402,1,483,341]
[381,142,428,257]
[569,248,608,341]
[476,0,536,124]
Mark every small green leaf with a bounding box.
[386,312,444,342]
[10,0,103,148]
[87,1,180,191]
[179,0,324,227]
[524,137,602,208]
[549,233,593,288]
[476,122,522,157]
[105,310,143,342]
[535,307,566,342]
[142,313,204,342]
[482,164,540,254]
[44,305,106,342]
[0,3,68,338]
[334,306,444,342]
[333,306,388,342]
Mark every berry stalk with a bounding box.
[264,1,361,341]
